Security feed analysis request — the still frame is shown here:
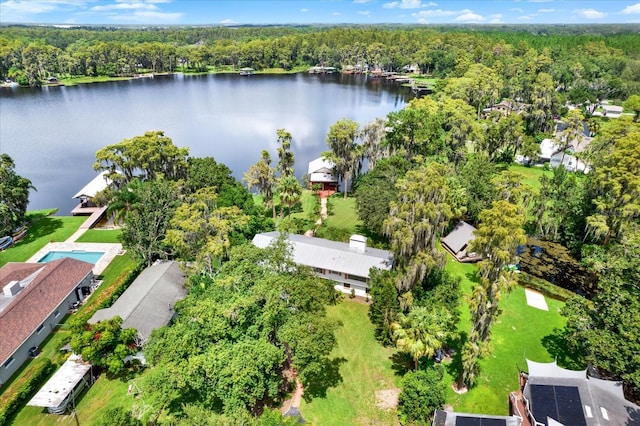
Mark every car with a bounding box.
[28,346,40,357]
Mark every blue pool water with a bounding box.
[38,250,104,264]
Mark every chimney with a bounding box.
[3,281,21,297]
[349,235,367,253]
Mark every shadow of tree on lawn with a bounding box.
[303,356,346,401]
[541,328,584,370]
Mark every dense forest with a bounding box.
[2,24,640,425]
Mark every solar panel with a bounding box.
[456,416,506,426]
[529,384,586,426]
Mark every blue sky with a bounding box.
[1,0,640,25]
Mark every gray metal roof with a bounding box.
[441,222,476,254]
[89,261,186,341]
[524,360,640,426]
[252,232,393,278]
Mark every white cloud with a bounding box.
[91,3,159,12]
[300,8,308,12]
[576,8,606,19]
[510,8,524,13]
[489,13,502,23]
[220,18,237,24]
[455,12,484,22]
[109,10,182,21]
[353,0,371,3]
[332,11,341,16]
[383,0,436,9]
[0,0,87,15]
[621,3,640,14]
[518,15,533,20]
[411,8,461,19]
[357,10,370,16]
[538,8,554,13]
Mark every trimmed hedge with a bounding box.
[517,272,577,302]
[0,358,55,426]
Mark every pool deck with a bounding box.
[26,242,122,276]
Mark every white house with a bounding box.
[0,259,93,385]
[307,157,339,192]
[535,122,592,173]
[71,171,112,215]
[252,232,393,297]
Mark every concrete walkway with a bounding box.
[305,194,329,237]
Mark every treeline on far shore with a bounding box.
[1,24,639,100]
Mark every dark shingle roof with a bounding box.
[0,259,93,363]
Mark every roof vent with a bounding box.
[349,235,367,254]
[3,280,22,296]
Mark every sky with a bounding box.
[1,0,640,26]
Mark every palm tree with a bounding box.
[392,306,452,370]
[106,178,143,225]
[277,175,302,218]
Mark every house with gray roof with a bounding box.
[522,360,640,426]
[252,232,393,297]
[0,259,93,385]
[441,222,480,263]
[89,261,186,343]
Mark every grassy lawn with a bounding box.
[442,259,579,415]
[507,164,552,193]
[301,301,402,426]
[323,195,362,234]
[75,229,122,244]
[290,190,318,221]
[0,213,86,267]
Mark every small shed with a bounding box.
[441,222,480,263]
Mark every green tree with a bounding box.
[277,175,302,219]
[104,178,142,226]
[70,316,137,376]
[392,306,452,370]
[623,94,640,122]
[186,157,253,210]
[324,118,362,199]
[276,129,295,178]
[384,162,452,292]
[244,150,277,220]
[586,131,640,244]
[120,180,180,266]
[94,130,189,188]
[0,154,34,235]
[165,187,249,275]
[397,367,446,425]
[361,117,389,170]
[386,99,443,160]
[459,200,526,388]
[368,269,402,346]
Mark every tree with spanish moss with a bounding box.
[244,150,277,220]
[324,118,362,199]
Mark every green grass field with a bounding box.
[443,260,580,414]
[507,164,552,193]
[300,301,402,426]
[323,195,362,234]
[0,214,86,267]
[75,229,122,243]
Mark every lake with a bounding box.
[0,73,412,214]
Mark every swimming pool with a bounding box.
[38,250,105,264]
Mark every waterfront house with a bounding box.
[252,232,393,297]
[0,259,93,385]
[307,156,339,193]
[71,171,112,215]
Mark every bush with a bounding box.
[0,358,55,425]
[397,366,445,425]
[517,272,577,302]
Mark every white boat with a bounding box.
[0,236,13,250]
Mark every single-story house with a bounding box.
[0,259,94,385]
[71,171,112,215]
[592,101,624,119]
[307,157,339,192]
[441,222,480,263]
[482,99,527,118]
[89,261,187,343]
[252,232,393,297]
[522,359,640,425]
[27,354,93,414]
[433,409,522,426]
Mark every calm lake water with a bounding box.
[0,73,411,214]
